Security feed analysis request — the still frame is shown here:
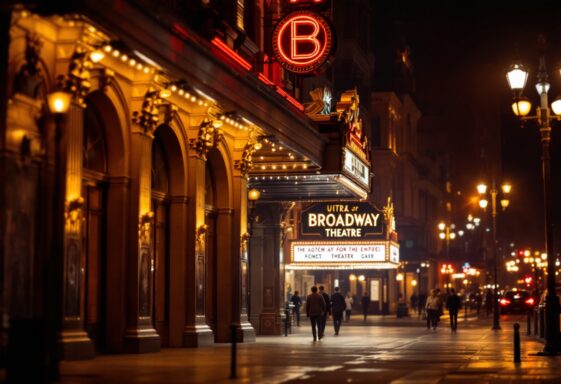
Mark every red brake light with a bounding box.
[500,298,511,306]
[525,297,535,305]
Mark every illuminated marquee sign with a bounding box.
[272,10,336,74]
[300,202,384,239]
[343,148,370,188]
[289,241,400,269]
[293,243,386,263]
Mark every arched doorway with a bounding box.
[82,94,109,352]
[151,127,170,346]
[81,89,129,353]
[150,123,187,347]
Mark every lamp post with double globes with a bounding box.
[438,222,456,293]
[507,56,560,354]
[477,181,511,331]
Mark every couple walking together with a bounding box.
[425,288,461,331]
[306,286,346,341]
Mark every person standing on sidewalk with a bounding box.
[361,293,371,321]
[345,292,354,322]
[290,291,302,326]
[331,287,346,335]
[425,289,442,330]
[446,288,461,332]
[318,286,331,338]
[306,286,326,341]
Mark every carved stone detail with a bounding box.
[132,89,167,134]
[188,119,223,160]
[13,33,44,98]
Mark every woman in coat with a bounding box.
[425,289,442,330]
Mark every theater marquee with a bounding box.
[288,241,399,270]
[289,199,400,270]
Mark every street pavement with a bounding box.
[60,314,561,383]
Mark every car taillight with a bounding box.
[500,298,511,306]
[525,298,535,305]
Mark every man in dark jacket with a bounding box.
[318,286,331,338]
[330,287,346,335]
[306,286,326,341]
[290,291,302,326]
[361,293,371,320]
[446,288,462,331]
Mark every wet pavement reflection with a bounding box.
[61,315,561,383]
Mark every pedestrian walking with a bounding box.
[361,293,371,321]
[331,287,346,335]
[410,293,418,315]
[290,290,302,326]
[306,286,326,341]
[318,286,331,337]
[425,289,442,330]
[446,288,461,331]
[345,292,354,322]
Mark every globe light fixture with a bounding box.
[506,63,529,92]
[512,97,532,117]
[47,91,72,114]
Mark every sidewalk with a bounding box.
[57,315,561,383]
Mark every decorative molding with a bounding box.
[304,87,332,116]
[235,139,262,176]
[13,33,44,99]
[138,211,154,245]
[241,232,250,252]
[196,224,208,249]
[62,46,94,107]
[188,118,223,160]
[132,89,168,134]
[64,197,85,234]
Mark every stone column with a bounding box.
[231,174,255,342]
[183,152,213,347]
[123,129,160,353]
[59,103,94,359]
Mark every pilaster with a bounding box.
[58,103,94,360]
[123,129,160,353]
[183,152,213,347]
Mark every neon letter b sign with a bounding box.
[272,11,335,75]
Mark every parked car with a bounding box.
[499,290,536,314]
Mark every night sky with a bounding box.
[372,0,561,252]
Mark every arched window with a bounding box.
[83,105,107,173]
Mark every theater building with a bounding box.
[0,0,380,369]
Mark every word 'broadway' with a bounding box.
[308,213,380,231]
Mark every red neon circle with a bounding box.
[272,11,335,74]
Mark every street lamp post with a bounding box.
[477,181,511,331]
[45,89,71,379]
[507,56,560,354]
[438,222,456,293]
